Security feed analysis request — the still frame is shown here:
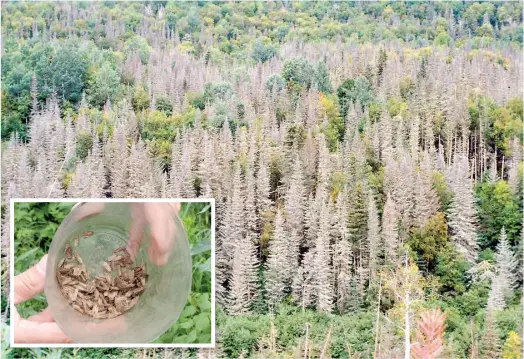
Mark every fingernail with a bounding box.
[36,255,48,276]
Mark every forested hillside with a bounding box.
[1,2,523,358]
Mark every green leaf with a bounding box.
[15,247,40,264]
[197,258,211,272]
[198,333,211,343]
[180,305,197,318]
[194,313,210,332]
[197,292,210,305]
[191,239,211,256]
[178,319,194,329]
[199,299,211,312]
[186,329,197,343]
[198,203,211,214]
[173,335,187,343]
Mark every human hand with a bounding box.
[127,203,181,266]
[13,255,72,343]
[72,202,181,266]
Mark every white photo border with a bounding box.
[9,198,216,348]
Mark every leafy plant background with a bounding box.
[2,201,211,358]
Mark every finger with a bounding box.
[14,255,47,305]
[126,204,146,259]
[16,320,72,344]
[148,216,176,266]
[72,202,105,221]
[28,307,54,323]
[144,204,176,266]
[168,203,181,216]
[12,307,21,325]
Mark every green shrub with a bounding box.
[75,130,93,160]
[155,97,173,116]
[132,86,150,111]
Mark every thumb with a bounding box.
[14,255,47,305]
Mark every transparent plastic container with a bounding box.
[44,202,192,343]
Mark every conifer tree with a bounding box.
[69,161,89,197]
[265,209,289,304]
[169,135,183,197]
[17,148,33,196]
[411,309,446,359]
[216,200,232,306]
[285,155,306,273]
[180,132,195,197]
[488,227,518,310]
[446,155,478,262]
[230,162,246,248]
[333,193,352,313]
[413,153,440,228]
[314,201,333,313]
[88,153,106,198]
[347,181,368,278]
[108,125,129,197]
[292,250,316,310]
[382,193,400,266]
[394,153,415,237]
[256,142,272,215]
[127,140,153,198]
[480,309,501,358]
[244,162,258,241]
[367,192,380,281]
[304,194,320,249]
[495,227,518,291]
[228,233,258,315]
[30,74,39,116]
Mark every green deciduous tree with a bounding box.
[156,97,174,116]
[408,212,449,267]
[435,31,451,46]
[125,35,151,64]
[87,62,121,107]
[132,86,151,111]
[142,110,176,142]
[265,74,285,93]
[75,130,93,161]
[503,331,522,359]
[476,180,522,248]
[50,41,88,103]
[251,39,277,63]
[337,76,374,119]
[282,57,314,90]
[203,82,234,103]
[435,245,470,296]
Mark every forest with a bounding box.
[1,1,523,358]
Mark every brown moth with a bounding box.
[74,251,83,264]
[65,243,73,259]
[57,235,146,319]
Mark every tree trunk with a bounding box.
[405,293,411,359]
[373,279,382,358]
[303,323,310,359]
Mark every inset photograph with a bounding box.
[10,200,214,346]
